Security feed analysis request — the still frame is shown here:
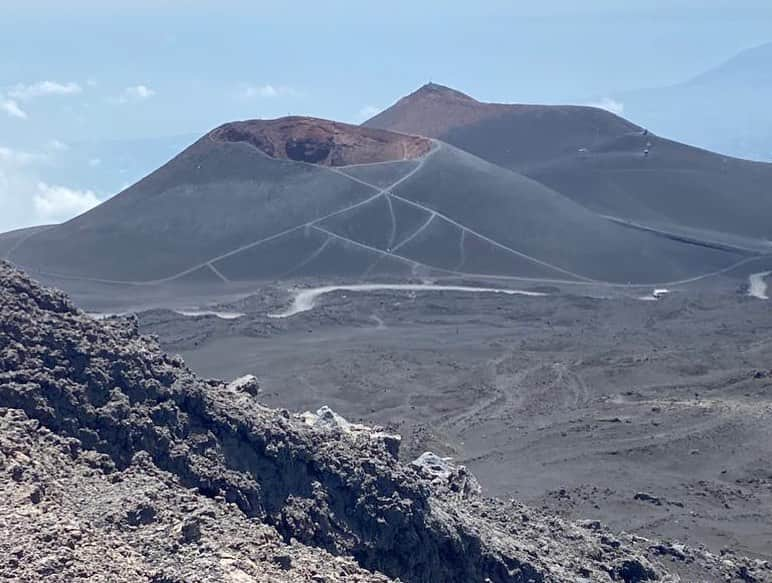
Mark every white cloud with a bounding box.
[241,84,300,99]
[0,147,42,230]
[128,85,155,99]
[8,81,83,100]
[355,105,381,122]
[47,139,69,152]
[0,146,39,165]
[585,97,625,116]
[0,98,28,119]
[33,183,100,223]
[1,80,83,120]
[115,84,156,103]
[88,157,102,167]
[0,145,100,231]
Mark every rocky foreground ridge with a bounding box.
[0,261,768,582]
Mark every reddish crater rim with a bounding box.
[209,116,432,167]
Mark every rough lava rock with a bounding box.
[1,261,769,582]
[411,452,482,500]
[301,405,402,458]
[227,374,261,396]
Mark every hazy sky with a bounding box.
[1,0,771,231]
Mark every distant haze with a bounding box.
[613,42,772,162]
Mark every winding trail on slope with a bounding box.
[385,194,397,249]
[267,284,546,318]
[386,190,595,282]
[278,236,334,278]
[3,226,55,263]
[391,213,436,252]
[311,226,420,269]
[454,230,467,271]
[331,143,595,282]
[86,309,246,320]
[749,271,771,300]
[6,143,436,287]
[207,262,230,283]
[326,143,772,288]
[13,138,772,291]
[173,309,245,320]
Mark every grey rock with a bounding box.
[634,492,663,506]
[411,452,482,499]
[301,405,401,458]
[226,374,261,396]
[0,261,768,583]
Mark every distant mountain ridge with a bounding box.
[687,41,772,88]
[612,41,772,161]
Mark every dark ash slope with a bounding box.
[10,133,377,281]
[526,133,772,242]
[6,108,769,287]
[366,83,772,246]
[6,121,756,287]
[385,144,747,284]
[364,83,639,171]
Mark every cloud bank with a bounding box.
[8,81,83,100]
[116,85,156,103]
[1,80,84,120]
[33,183,99,223]
[241,84,300,99]
[0,99,28,119]
[0,145,100,231]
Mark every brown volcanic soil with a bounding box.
[364,84,501,137]
[364,83,637,140]
[210,116,432,166]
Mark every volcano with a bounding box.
[366,83,772,246]
[3,91,770,288]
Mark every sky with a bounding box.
[1,0,771,232]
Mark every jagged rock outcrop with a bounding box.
[412,452,482,500]
[227,374,261,396]
[301,405,402,458]
[1,261,769,582]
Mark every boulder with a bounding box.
[411,452,482,499]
